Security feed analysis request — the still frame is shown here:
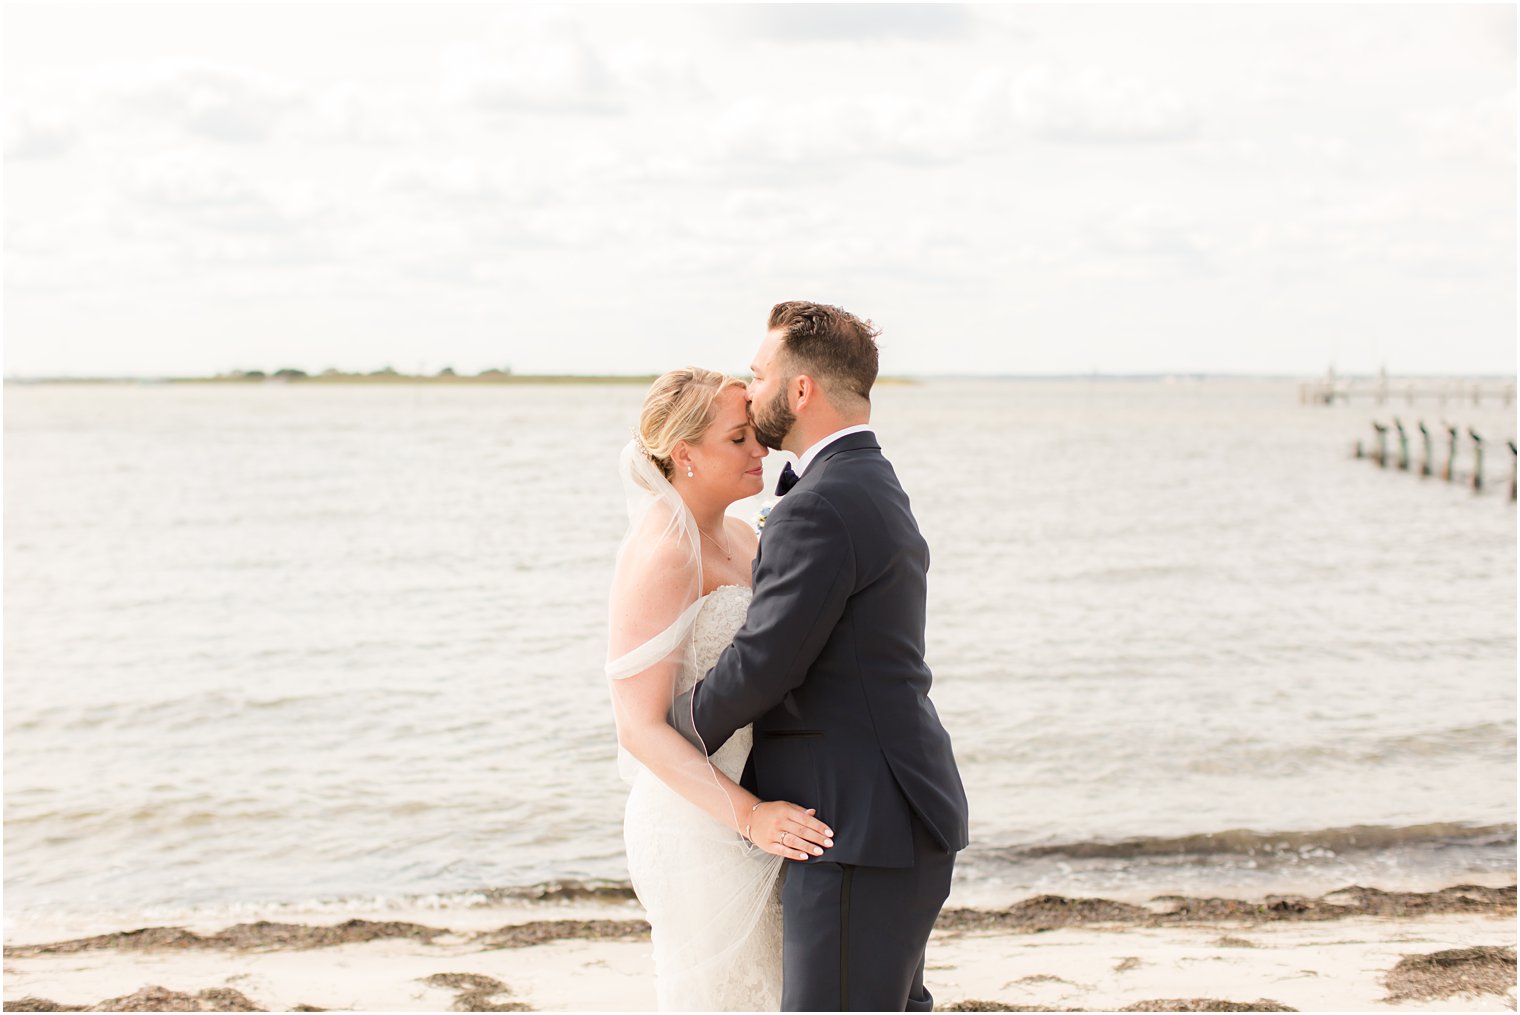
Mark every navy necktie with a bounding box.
[775,462,800,496]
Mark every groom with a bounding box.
[685,301,970,1011]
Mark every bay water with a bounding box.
[4,378,1514,931]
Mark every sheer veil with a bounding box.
[605,436,783,995]
[604,436,711,786]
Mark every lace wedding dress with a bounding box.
[623,584,784,1010]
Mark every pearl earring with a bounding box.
[687,465,694,478]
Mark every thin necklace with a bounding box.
[699,525,733,560]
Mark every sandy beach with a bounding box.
[4,879,1514,1012]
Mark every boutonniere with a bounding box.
[753,500,776,536]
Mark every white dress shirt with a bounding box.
[795,424,876,476]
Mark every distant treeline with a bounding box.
[194,367,659,385]
[7,369,926,385]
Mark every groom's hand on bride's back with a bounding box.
[747,801,834,862]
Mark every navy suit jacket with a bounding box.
[688,431,970,868]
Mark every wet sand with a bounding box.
[4,882,1514,1011]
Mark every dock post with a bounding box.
[1469,428,1484,492]
[1393,418,1410,470]
[1443,424,1458,481]
[1418,421,1432,477]
[1372,421,1389,467]
[1510,441,1517,501]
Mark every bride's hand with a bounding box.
[746,802,834,861]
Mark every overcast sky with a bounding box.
[4,4,1515,378]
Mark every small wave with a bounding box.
[999,822,1516,861]
[125,879,642,923]
[1371,722,1517,760]
[473,879,639,904]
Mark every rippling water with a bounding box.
[4,379,1515,926]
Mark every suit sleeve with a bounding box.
[687,490,856,752]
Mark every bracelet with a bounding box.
[743,800,764,842]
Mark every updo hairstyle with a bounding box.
[636,368,746,480]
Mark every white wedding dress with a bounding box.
[623,584,784,1011]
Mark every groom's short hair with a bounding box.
[768,301,880,407]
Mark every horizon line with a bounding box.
[4,369,1518,383]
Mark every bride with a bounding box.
[606,368,834,1010]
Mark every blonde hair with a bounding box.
[636,368,746,480]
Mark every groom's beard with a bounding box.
[751,385,796,452]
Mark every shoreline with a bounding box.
[6,820,1513,939]
[5,880,1514,1012]
[8,865,1515,947]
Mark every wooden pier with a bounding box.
[1302,375,1514,407]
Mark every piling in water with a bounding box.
[1371,421,1389,467]
[1509,441,1517,501]
[1469,428,1484,492]
[1354,416,1513,501]
[1393,418,1410,471]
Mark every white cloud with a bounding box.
[370,157,582,253]
[177,232,336,269]
[1409,91,1517,168]
[2,4,1512,376]
[109,152,350,277]
[375,158,519,205]
[701,87,998,186]
[287,82,428,146]
[443,15,623,116]
[127,151,333,235]
[114,64,303,143]
[80,63,427,150]
[601,41,712,105]
[723,4,975,42]
[1008,64,1201,145]
[3,110,77,160]
[6,194,180,294]
[1080,203,1218,278]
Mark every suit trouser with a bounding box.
[779,814,956,1012]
